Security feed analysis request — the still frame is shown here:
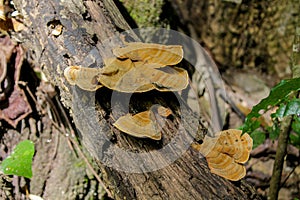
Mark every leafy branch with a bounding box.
[242,3,300,199]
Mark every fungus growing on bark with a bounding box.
[113,105,172,140]
[198,129,253,181]
[64,42,188,92]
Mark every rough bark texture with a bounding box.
[12,0,261,199]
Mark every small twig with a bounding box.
[218,89,246,121]
[268,115,292,200]
[50,119,113,198]
[68,131,113,197]
[280,165,297,188]
[18,81,44,114]
[47,97,113,198]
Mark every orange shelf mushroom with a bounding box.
[198,129,253,181]
[112,42,183,66]
[113,105,172,140]
[63,42,253,181]
[64,65,103,91]
[64,42,188,93]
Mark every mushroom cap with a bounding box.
[113,105,172,140]
[64,66,102,91]
[100,58,188,93]
[199,129,253,181]
[112,42,183,66]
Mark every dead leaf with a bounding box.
[0,85,32,127]
[0,2,25,32]
[0,38,32,127]
[0,17,25,32]
[0,36,16,97]
[0,54,6,85]
[0,17,13,32]
[198,129,253,181]
[112,42,183,66]
[11,18,25,32]
[0,5,5,20]
[113,105,172,140]
[0,36,14,61]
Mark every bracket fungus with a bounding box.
[64,65,103,91]
[100,59,188,92]
[197,129,253,181]
[64,42,188,93]
[112,42,183,66]
[63,42,252,181]
[113,105,172,140]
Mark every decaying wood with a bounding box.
[12,0,261,199]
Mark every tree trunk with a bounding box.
[13,0,261,199]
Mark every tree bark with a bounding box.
[13,0,261,199]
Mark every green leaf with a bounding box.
[250,130,266,149]
[290,132,300,148]
[285,98,300,116]
[271,104,286,119]
[268,122,280,140]
[272,99,300,118]
[241,119,260,135]
[243,77,300,133]
[292,115,300,134]
[0,140,35,178]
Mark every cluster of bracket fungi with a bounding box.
[64,42,252,181]
[64,42,188,139]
